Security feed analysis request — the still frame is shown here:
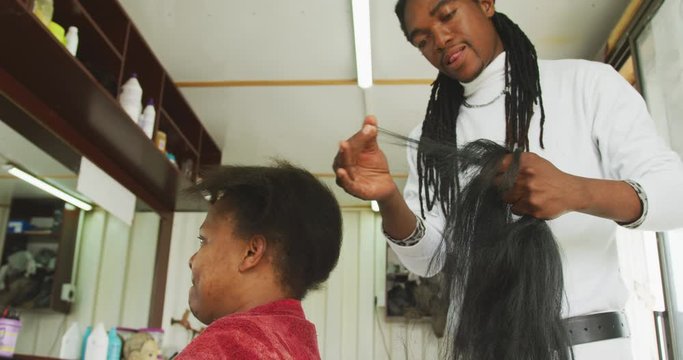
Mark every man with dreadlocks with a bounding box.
[333,0,683,358]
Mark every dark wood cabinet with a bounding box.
[0,0,218,326]
[0,0,220,212]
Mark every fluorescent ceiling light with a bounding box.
[352,0,373,88]
[5,164,93,211]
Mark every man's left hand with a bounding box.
[497,152,584,219]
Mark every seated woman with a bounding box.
[175,162,343,360]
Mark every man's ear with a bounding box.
[238,235,267,272]
[479,0,496,17]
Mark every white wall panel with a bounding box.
[357,212,377,358]
[15,312,39,354]
[119,212,160,328]
[340,210,360,360]
[92,214,131,326]
[14,210,158,357]
[304,210,439,360]
[160,212,205,356]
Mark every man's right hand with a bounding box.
[333,115,398,201]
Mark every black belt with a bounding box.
[564,311,630,346]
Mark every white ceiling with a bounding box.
[117,0,630,178]
[12,0,628,207]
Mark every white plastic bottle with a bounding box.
[65,26,79,56]
[138,99,156,139]
[59,322,82,359]
[84,323,109,360]
[118,74,143,124]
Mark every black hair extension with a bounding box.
[379,128,571,360]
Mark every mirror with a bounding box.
[0,119,162,357]
[0,120,82,312]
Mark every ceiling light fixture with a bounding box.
[351,0,373,88]
[4,164,93,211]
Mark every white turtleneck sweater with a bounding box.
[388,52,683,321]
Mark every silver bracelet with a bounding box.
[383,215,426,247]
[618,179,648,229]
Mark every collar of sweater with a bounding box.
[461,51,507,104]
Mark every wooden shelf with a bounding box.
[7,231,58,237]
[54,0,124,60]
[160,109,199,156]
[161,78,202,150]
[121,30,164,107]
[199,130,222,175]
[77,0,130,54]
[14,354,60,360]
[0,0,221,212]
[158,109,200,182]
[53,0,123,96]
[0,0,220,328]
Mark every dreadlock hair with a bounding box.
[395,1,546,219]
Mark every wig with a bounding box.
[381,128,571,360]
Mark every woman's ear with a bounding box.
[479,0,496,17]
[238,235,267,272]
